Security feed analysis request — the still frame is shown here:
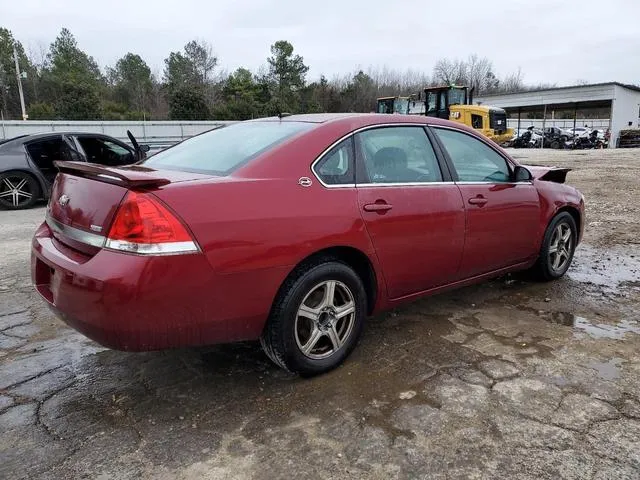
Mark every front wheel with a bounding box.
[261,260,367,376]
[533,212,577,281]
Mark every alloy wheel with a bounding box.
[0,175,34,208]
[548,222,573,272]
[294,280,356,360]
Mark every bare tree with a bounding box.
[433,58,466,85]
[466,54,494,93]
[498,68,524,93]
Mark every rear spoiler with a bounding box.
[522,165,571,184]
[54,161,171,188]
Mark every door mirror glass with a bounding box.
[514,165,532,182]
[140,144,151,153]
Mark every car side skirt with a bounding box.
[384,258,537,308]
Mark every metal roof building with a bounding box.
[475,82,640,148]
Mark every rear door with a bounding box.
[355,126,465,299]
[432,127,540,278]
[25,135,81,183]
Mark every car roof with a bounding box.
[0,132,116,143]
[250,112,459,129]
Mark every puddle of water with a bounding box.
[586,358,623,380]
[542,311,640,340]
[567,245,640,294]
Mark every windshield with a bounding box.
[144,121,313,175]
[448,88,466,105]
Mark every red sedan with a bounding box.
[31,114,584,375]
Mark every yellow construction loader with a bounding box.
[423,85,513,144]
[376,85,513,144]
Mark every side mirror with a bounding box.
[514,165,533,182]
[140,144,151,153]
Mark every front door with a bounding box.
[432,127,540,278]
[355,126,465,299]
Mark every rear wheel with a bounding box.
[261,260,366,376]
[533,212,577,281]
[0,172,40,210]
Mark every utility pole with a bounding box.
[13,46,27,121]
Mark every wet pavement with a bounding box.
[2,150,640,479]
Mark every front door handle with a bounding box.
[363,202,393,212]
[468,196,488,206]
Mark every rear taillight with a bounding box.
[105,191,198,255]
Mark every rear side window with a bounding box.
[145,121,313,175]
[314,138,354,185]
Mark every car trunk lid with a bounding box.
[47,161,209,254]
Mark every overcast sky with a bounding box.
[1,0,639,86]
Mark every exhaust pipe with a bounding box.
[469,87,475,105]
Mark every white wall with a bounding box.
[0,120,234,149]
[476,84,617,109]
[611,85,640,147]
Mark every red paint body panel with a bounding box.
[31,114,585,352]
[456,183,540,277]
[357,184,465,298]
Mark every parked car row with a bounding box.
[0,131,150,210]
[503,125,609,149]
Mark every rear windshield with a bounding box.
[144,121,313,175]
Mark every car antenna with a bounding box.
[275,102,291,119]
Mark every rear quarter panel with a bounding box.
[155,178,374,275]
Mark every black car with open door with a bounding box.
[0,130,149,210]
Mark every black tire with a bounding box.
[550,140,560,149]
[260,259,367,376]
[0,171,40,210]
[533,212,577,281]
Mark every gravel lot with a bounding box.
[1,148,639,479]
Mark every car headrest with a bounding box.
[373,147,407,170]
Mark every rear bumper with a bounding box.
[31,222,286,351]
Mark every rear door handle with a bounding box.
[363,203,393,212]
[468,196,488,206]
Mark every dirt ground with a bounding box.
[1,148,639,479]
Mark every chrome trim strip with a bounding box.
[310,122,433,189]
[356,181,456,188]
[455,181,534,185]
[45,212,106,248]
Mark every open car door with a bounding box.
[127,130,150,161]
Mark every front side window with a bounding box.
[314,138,354,185]
[145,121,313,175]
[434,128,512,183]
[357,127,442,184]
